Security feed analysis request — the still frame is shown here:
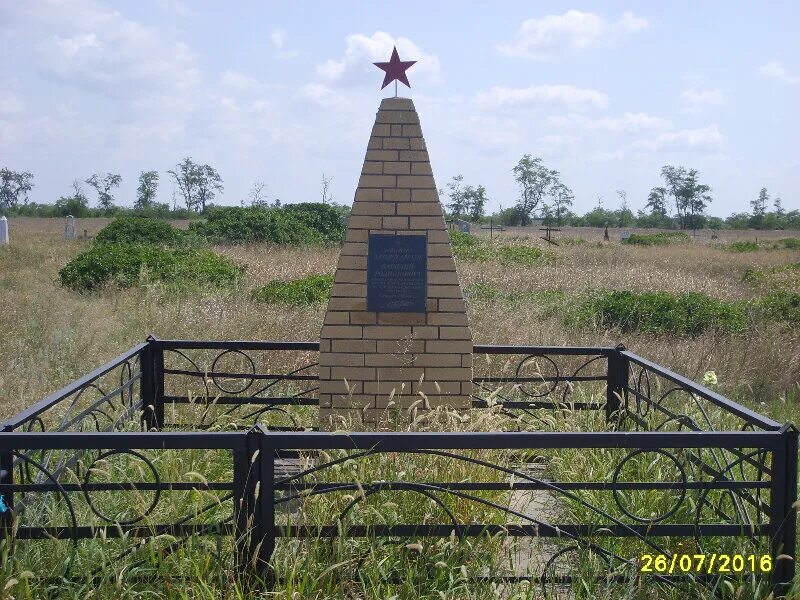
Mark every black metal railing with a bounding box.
[0,337,795,595]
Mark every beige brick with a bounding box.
[367,137,381,150]
[377,367,425,381]
[330,283,366,297]
[397,175,435,189]
[426,298,438,311]
[383,189,411,202]
[365,149,398,162]
[377,111,419,124]
[319,366,331,379]
[410,138,426,150]
[371,123,391,137]
[364,380,409,395]
[426,340,473,353]
[363,325,412,339]
[397,202,442,216]
[320,379,362,395]
[426,230,450,243]
[427,243,452,257]
[334,270,366,283]
[414,381,463,395]
[336,255,367,270]
[428,271,460,285]
[438,298,466,312]
[429,285,464,298]
[319,353,366,367]
[411,162,433,176]
[355,188,382,202]
[348,216,383,229]
[383,138,410,150]
[461,382,473,395]
[350,311,377,325]
[332,339,376,353]
[402,124,422,137]
[319,394,332,409]
[377,312,426,326]
[362,161,383,174]
[365,353,415,367]
[327,296,366,311]
[324,312,350,325]
[383,161,411,175]
[410,216,445,230]
[320,325,363,339]
[461,354,473,368]
[382,216,408,229]
[380,97,415,111]
[412,354,463,367]
[411,189,439,202]
[341,242,367,256]
[399,150,428,161]
[351,201,395,215]
[390,124,402,135]
[377,339,424,353]
[439,326,472,340]
[428,312,469,326]
[319,339,331,352]
[428,256,456,270]
[331,367,376,380]
[345,229,369,242]
[359,174,396,188]
[410,326,439,339]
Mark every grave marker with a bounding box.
[64,215,76,240]
[0,216,8,246]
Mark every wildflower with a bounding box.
[702,371,718,386]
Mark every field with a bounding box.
[0,217,799,599]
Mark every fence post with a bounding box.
[142,336,165,430]
[0,426,14,542]
[770,425,799,595]
[233,426,275,586]
[606,344,629,425]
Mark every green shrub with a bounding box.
[759,291,800,326]
[723,240,761,252]
[622,232,691,246]
[778,237,800,250]
[742,262,800,292]
[95,216,187,246]
[449,231,547,265]
[251,275,333,305]
[59,244,243,291]
[189,205,344,245]
[496,244,544,266]
[570,290,748,336]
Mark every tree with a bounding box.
[646,187,668,216]
[462,184,488,221]
[550,181,574,225]
[321,173,333,204]
[751,187,769,218]
[168,158,222,213]
[85,172,121,210]
[615,189,628,211]
[55,180,89,217]
[196,164,223,213]
[774,196,784,217]
[0,168,34,212]
[445,174,467,216]
[135,171,159,210]
[512,155,554,225]
[248,180,269,207]
[658,166,712,229]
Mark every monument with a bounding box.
[0,216,8,246]
[64,215,76,240]
[319,47,472,430]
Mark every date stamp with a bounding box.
[640,554,772,574]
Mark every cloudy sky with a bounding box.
[1,1,798,216]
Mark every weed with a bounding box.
[622,232,691,246]
[251,274,333,305]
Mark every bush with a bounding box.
[778,237,800,250]
[570,290,748,336]
[759,292,800,326]
[742,262,800,292]
[449,231,547,265]
[59,244,243,291]
[622,232,691,246]
[95,217,187,246]
[496,244,544,266]
[189,205,343,245]
[723,241,761,252]
[251,275,333,305]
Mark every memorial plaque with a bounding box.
[367,234,427,312]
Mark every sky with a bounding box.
[1,0,798,217]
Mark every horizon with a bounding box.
[1,1,798,217]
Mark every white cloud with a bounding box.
[498,10,649,60]
[220,70,258,90]
[758,60,800,84]
[316,31,440,87]
[270,29,286,50]
[300,83,349,111]
[634,124,724,152]
[476,85,608,111]
[0,92,24,115]
[549,112,671,132]
[680,88,724,113]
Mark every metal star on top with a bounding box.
[373,46,416,92]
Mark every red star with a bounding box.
[373,46,416,90]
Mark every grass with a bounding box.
[1,218,800,598]
[251,274,333,305]
[622,232,691,246]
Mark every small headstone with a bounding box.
[456,220,471,234]
[64,215,76,240]
[621,231,631,241]
[603,226,610,241]
[0,216,8,245]
[711,228,719,240]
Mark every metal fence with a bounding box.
[0,337,796,594]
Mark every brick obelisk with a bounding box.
[319,97,472,430]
